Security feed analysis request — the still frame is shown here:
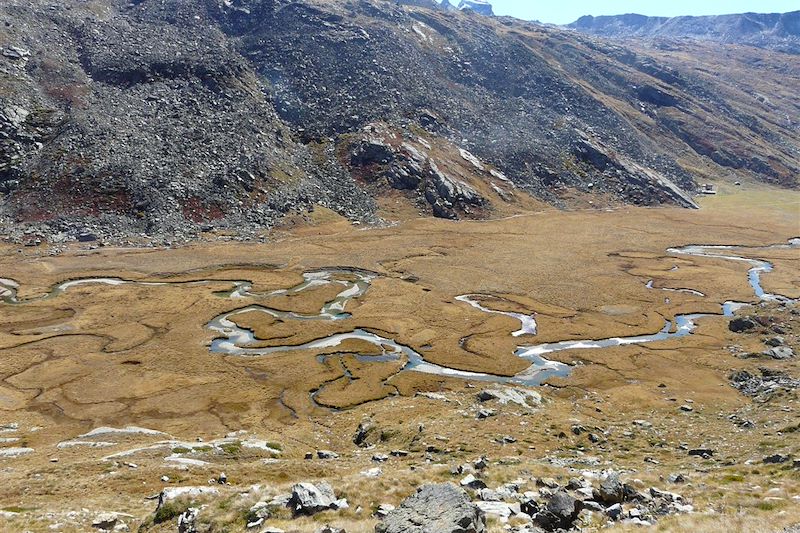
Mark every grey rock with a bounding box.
[495,482,520,500]
[474,501,518,519]
[177,508,199,533]
[582,500,604,512]
[375,504,395,517]
[289,482,339,516]
[688,448,714,458]
[156,487,219,511]
[534,491,580,531]
[731,368,800,399]
[765,336,785,347]
[452,463,475,476]
[91,513,119,530]
[460,474,487,490]
[354,420,380,447]
[268,493,292,508]
[566,478,588,490]
[2,46,30,59]
[764,346,795,360]
[375,483,486,533]
[597,473,624,504]
[317,526,345,533]
[729,317,758,333]
[1,0,794,249]
[477,488,501,502]
[667,473,687,484]
[537,477,559,489]
[476,408,496,419]
[605,503,622,520]
[649,487,682,502]
[317,450,339,460]
[249,501,271,521]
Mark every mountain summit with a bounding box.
[568,11,800,54]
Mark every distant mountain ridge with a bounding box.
[568,11,800,54]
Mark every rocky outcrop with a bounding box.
[344,123,505,219]
[375,483,486,533]
[353,419,382,447]
[572,135,698,208]
[730,368,800,400]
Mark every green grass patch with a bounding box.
[2,506,33,513]
[756,501,781,511]
[153,501,185,524]
[220,441,242,455]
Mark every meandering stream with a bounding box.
[207,239,799,386]
[1,240,797,389]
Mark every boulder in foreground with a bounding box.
[375,483,486,533]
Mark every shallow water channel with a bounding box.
[1,240,797,387]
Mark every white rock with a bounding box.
[459,148,486,171]
[157,487,219,509]
[477,387,542,410]
[415,392,449,402]
[57,440,117,449]
[361,467,382,478]
[0,447,33,457]
[92,512,119,530]
[79,426,167,439]
[474,501,517,520]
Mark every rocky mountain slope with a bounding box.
[0,0,798,243]
[568,11,800,54]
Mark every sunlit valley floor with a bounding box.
[0,187,798,532]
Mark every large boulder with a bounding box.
[156,487,219,511]
[764,346,794,360]
[597,473,624,504]
[729,317,757,333]
[289,482,346,516]
[375,483,486,533]
[353,419,381,448]
[177,508,199,533]
[533,491,580,531]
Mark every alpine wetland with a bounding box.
[0,1,798,532]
